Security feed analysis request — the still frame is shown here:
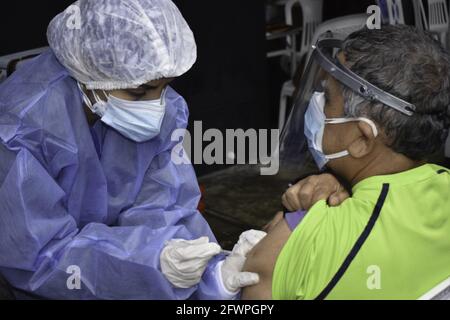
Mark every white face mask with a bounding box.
[78,83,167,143]
[304,91,379,170]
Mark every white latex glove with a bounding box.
[220,230,267,294]
[160,237,221,289]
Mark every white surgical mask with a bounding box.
[304,91,379,169]
[78,83,167,143]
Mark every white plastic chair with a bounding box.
[278,14,367,132]
[0,47,48,83]
[412,0,428,30]
[267,0,303,77]
[418,277,450,300]
[279,80,296,131]
[306,14,368,68]
[412,0,449,47]
[277,0,323,131]
[427,0,449,46]
[267,0,323,78]
[293,0,324,65]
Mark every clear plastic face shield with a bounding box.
[278,33,416,175]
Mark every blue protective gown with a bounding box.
[0,50,225,300]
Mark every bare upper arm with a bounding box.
[241,219,292,300]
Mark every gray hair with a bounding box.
[341,25,450,160]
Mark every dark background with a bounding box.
[0,0,375,56]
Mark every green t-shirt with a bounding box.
[273,164,450,300]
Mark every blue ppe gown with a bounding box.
[0,50,225,300]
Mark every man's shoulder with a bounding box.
[283,199,376,271]
[294,198,375,243]
[272,199,376,299]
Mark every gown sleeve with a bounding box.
[0,135,226,300]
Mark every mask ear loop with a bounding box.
[77,82,109,107]
[159,86,168,105]
[325,117,379,138]
[92,89,109,104]
[322,117,379,161]
[77,83,109,117]
[325,151,350,160]
[77,82,94,109]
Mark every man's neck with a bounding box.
[347,149,423,186]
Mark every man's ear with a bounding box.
[347,121,377,159]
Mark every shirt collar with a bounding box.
[352,164,444,193]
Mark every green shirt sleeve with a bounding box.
[272,199,373,300]
[272,200,329,300]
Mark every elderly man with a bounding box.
[243,25,450,300]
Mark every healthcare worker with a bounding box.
[0,0,265,300]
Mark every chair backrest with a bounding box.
[0,47,48,83]
[303,14,368,69]
[412,0,428,30]
[386,0,406,25]
[418,277,450,300]
[412,0,449,47]
[427,0,449,33]
[376,0,390,24]
[285,0,323,59]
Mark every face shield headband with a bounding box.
[312,38,416,116]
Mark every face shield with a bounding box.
[278,33,416,174]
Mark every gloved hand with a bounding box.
[219,230,267,294]
[160,237,221,289]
